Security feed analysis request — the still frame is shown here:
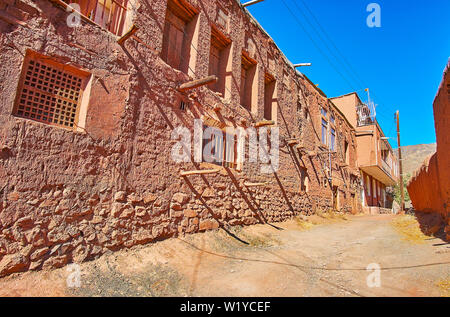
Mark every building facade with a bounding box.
[0,0,362,276]
[331,93,399,212]
[407,59,449,241]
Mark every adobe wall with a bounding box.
[407,59,449,240]
[0,0,362,276]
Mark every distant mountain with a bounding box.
[396,143,437,176]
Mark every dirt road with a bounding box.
[0,214,449,297]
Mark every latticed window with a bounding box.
[13,50,90,130]
[62,0,128,36]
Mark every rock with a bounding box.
[171,203,183,211]
[39,199,58,208]
[131,229,153,245]
[135,207,147,217]
[111,203,124,217]
[202,188,215,199]
[153,197,163,207]
[29,260,43,271]
[172,193,189,205]
[53,190,63,198]
[91,216,103,224]
[20,244,34,258]
[42,255,69,270]
[152,225,163,238]
[47,229,70,244]
[119,206,134,219]
[127,193,142,204]
[86,233,96,242]
[25,227,46,247]
[15,216,33,229]
[72,245,90,263]
[26,199,40,206]
[30,247,49,261]
[62,188,73,198]
[48,219,58,230]
[0,254,29,277]
[170,209,183,218]
[199,219,219,231]
[143,193,157,204]
[7,192,20,201]
[66,226,81,238]
[114,191,127,202]
[183,209,197,218]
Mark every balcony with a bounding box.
[381,159,392,177]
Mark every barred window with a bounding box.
[13,50,90,130]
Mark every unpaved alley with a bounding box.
[0,214,449,297]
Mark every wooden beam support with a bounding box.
[244,182,269,187]
[254,120,275,128]
[178,75,218,92]
[242,0,264,8]
[117,25,139,45]
[180,169,220,176]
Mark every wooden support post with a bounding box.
[180,169,220,176]
[117,24,139,45]
[244,182,269,187]
[117,25,139,45]
[242,0,264,7]
[255,120,275,128]
[178,76,218,92]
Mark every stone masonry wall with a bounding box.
[0,0,362,276]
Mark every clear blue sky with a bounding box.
[246,0,450,147]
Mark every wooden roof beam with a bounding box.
[117,25,139,45]
[180,169,220,176]
[255,120,275,128]
[178,75,218,92]
[244,182,269,187]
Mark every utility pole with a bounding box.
[396,111,405,213]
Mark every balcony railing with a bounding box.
[381,159,392,176]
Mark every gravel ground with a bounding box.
[0,213,449,297]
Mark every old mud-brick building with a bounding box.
[331,93,399,214]
[407,59,450,241]
[0,0,361,276]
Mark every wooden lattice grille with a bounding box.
[14,52,89,130]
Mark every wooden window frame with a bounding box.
[161,0,199,73]
[201,125,238,170]
[56,0,129,36]
[208,25,231,95]
[13,50,91,132]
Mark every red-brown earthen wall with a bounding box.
[0,0,362,276]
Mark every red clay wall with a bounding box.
[407,59,450,239]
[0,0,362,276]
